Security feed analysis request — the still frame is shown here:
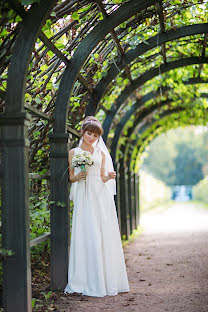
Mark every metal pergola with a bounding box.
[0,0,208,311]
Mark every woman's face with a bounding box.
[83,130,99,145]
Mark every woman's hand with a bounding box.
[108,171,116,180]
[77,171,88,181]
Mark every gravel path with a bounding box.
[56,203,208,312]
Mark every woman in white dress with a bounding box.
[64,116,130,297]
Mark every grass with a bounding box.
[122,225,144,248]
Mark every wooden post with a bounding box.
[49,133,70,291]
[0,112,32,312]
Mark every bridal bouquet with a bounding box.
[72,152,94,173]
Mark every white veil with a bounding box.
[70,136,116,201]
[93,136,116,196]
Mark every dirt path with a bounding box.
[55,203,208,312]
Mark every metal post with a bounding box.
[0,148,2,196]
[115,162,121,232]
[124,167,131,235]
[135,173,140,226]
[131,171,136,230]
[119,162,129,240]
[49,133,70,291]
[128,166,134,233]
[0,112,32,312]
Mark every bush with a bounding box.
[193,177,208,203]
[139,169,171,212]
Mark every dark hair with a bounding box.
[81,116,104,136]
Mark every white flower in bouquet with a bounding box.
[72,152,94,172]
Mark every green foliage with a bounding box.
[2,2,208,308]
[142,126,208,185]
[19,0,40,5]
[29,181,50,239]
[0,248,15,259]
[139,169,171,212]
[174,143,203,185]
[29,178,72,255]
[193,176,208,203]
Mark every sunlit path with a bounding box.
[55,203,208,312]
[141,203,208,232]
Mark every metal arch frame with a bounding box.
[108,77,208,155]
[111,98,172,163]
[0,1,58,311]
[128,108,186,169]
[53,0,157,133]
[130,114,205,172]
[49,0,157,257]
[115,107,185,239]
[6,0,57,113]
[1,2,207,310]
[131,125,164,168]
[110,81,208,163]
[128,107,208,171]
[132,125,176,170]
[49,0,157,251]
[0,0,158,301]
[117,111,202,239]
[112,90,208,239]
[41,0,157,292]
[102,55,208,141]
[128,96,208,166]
[0,0,157,302]
[86,23,208,118]
[109,79,208,159]
[116,92,208,171]
[118,105,189,168]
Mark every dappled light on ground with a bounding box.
[140,203,208,233]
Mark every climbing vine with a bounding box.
[1,1,208,173]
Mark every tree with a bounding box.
[142,126,208,185]
[173,143,203,185]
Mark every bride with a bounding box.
[64,116,130,297]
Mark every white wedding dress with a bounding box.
[64,146,130,297]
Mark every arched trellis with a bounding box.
[103,56,208,141]
[86,23,208,117]
[115,106,203,239]
[0,1,161,310]
[1,1,208,311]
[129,107,208,170]
[53,0,157,132]
[122,95,208,173]
[110,90,208,163]
[47,0,208,296]
[106,77,208,153]
[119,100,208,238]
[128,107,208,176]
[1,1,57,311]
